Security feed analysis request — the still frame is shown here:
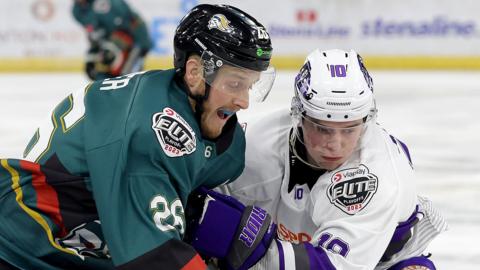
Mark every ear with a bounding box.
[184,56,205,96]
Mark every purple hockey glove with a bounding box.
[186,187,276,270]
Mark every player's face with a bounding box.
[200,65,259,139]
[302,117,364,170]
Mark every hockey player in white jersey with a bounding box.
[186,49,447,270]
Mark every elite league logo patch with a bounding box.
[327,164,378,215]
[152,108,196,157]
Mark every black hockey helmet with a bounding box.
[174,4,273,73]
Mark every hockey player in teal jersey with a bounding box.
[0,4,275,270]
[72,0,153,80]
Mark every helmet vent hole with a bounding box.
[345,52,348,57]
[359,90,364,95]
[344,115,349,119]
[332,90,346,93]
[327,114,332,118]
[323,52,327,57]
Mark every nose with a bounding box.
[233,89,249,110]
[324,133,342,152]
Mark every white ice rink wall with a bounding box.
[1,0,480,71]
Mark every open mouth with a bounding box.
[217,109,235,120]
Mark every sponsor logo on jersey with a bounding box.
[208,14,234,33]
[327,164,378,215]
[277,223,312,244]
[152,107,196,157]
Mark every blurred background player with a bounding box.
[187,49,448,270]
[0,4,274,269]
[72,0,153,80]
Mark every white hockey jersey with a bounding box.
[220,110,447,270]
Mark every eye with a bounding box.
[227,80,246,90]
[315,126,331,134]
[341,129,354,135]
[227,80,242,89]
[227,81,238,88]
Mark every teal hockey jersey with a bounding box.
[0,69,245,269]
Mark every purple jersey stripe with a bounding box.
[275,239,285,270]
[304,242,336,270]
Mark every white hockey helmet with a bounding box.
[290,49,377,169]
[291,49,376,123]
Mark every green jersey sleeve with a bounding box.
[10,69,244,268]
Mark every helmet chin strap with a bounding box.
[192,84,211,125]
[289,128,327,171]
[174,71,211,130]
